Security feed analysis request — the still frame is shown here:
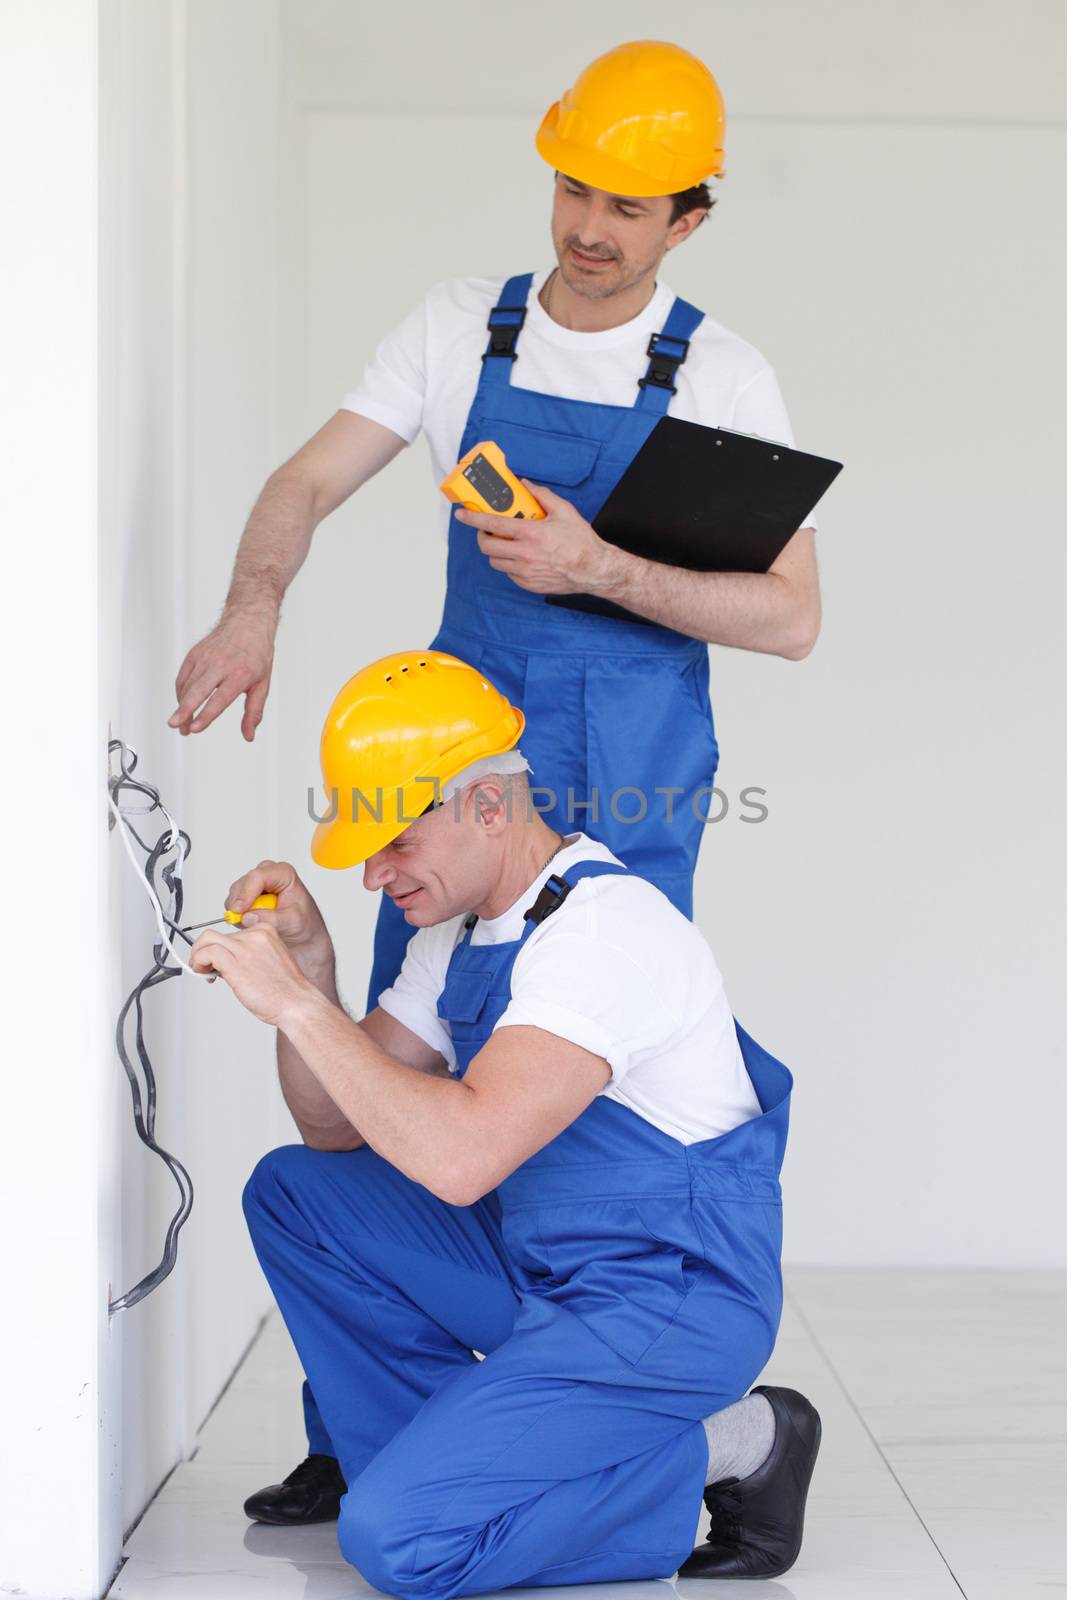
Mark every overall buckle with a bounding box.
[638,331,691,394]
[482,305,527,362]
[523,873,571,925]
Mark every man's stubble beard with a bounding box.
[554,242,662,303]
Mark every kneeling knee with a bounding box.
[241,1143,319,1224]
[340,1491,425,1597]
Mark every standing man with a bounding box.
[170,40,822,1525]
[170,38,820,1007]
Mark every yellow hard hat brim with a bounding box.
[536,112,717,197]
[311,807,414,872]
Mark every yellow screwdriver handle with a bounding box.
[223,892,278,926]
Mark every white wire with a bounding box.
[107,777,206,977]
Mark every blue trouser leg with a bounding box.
[243,1142,520,1484]
[242,1143,728,1600]
[271,1129,516,1462]
[338,1290,711,1599]
[301,1379,333,1456]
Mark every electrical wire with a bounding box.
[106,745,198,973]
[107,738,214,1313]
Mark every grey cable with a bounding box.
[107,739,206,1314]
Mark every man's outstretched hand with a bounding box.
[169,607,277,740]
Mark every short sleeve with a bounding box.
[731,365,817,531]
[495,931,679,1081]
[377,924,457,1069]
[340,296,428,445]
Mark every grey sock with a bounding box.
[703,1392,776,1485]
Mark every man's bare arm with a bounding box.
[461,487,821,660]
[278,984,451,1154]
[279,984,610,1204]
[225,411,408,611]
[170,410,406,738]
[593,526,821,659]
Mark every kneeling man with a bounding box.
[191,649,820,1596]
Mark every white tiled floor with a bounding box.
[110,1270,1067,1599]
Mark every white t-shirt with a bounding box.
[341,270,815,538]
[377,833,762,1146]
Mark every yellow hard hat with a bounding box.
[535,40,725,198]
[310,650,525,870]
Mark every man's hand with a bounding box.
[189,921,320,1029]
[223,859,336,983]
[455,481,623,595]
[169,606,277,740]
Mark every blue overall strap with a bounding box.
[453,911,480,952]
[521,859,631,931]
[454,859,630,963]
[439,860,631,1049]
[634,294,705,415]
[479,273,534,396]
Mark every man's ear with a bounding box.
[665,209,707,252]
[473,780,510,834]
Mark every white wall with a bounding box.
[2,3,286,1596]
[0,7,107,1596]
[99,0,287,1552]
[275,0,1067,1268]
[180,0,288,1480]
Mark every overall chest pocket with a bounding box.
[492,425,602,494]
[437,969,496,1077]
[436,968,492,1026]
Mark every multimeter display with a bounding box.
[439,440,546,520]
[463,453,515,513]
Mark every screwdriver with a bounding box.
[183,892,278,933]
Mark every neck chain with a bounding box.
[464,832,568,933]
[538,830,567,877]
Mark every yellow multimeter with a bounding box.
[439,441,546,520]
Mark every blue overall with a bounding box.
[366,273,719,1013]
[243,858,792,1599]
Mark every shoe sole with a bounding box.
[243,1504,342,1526]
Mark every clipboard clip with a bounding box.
[638,332,691,395]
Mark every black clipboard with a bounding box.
[546,416,842,623]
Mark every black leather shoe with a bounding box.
[678,1385,821,1579]
[243,1453,347,1525]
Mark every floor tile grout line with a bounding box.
[196,1307,277,1439]
[784,1281,969,1598]
[109,1310,277,1594]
